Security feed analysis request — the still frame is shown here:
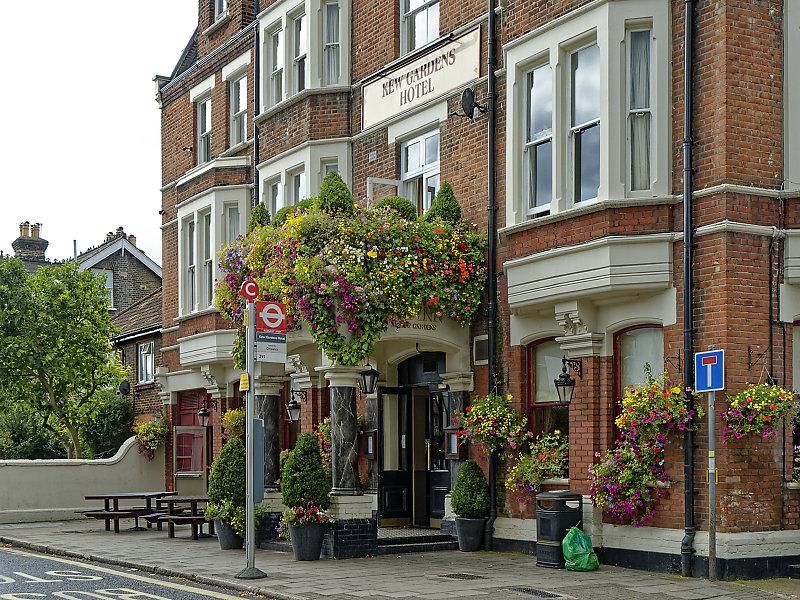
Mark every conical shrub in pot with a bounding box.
[207,436,247,549]
[451,459,490,551]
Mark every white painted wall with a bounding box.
[0,437,165,524]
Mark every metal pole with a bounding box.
[708,391,717,581]
[237,301,266,579]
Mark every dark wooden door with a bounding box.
[427,390,450,525]
[377,387,412,525]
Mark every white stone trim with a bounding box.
[222,51,251,81]
[78,237,162,279]
[320,366,362,388]
[328,494,373,519]
[386,101,449,145]
[189,75,216,103]
[202,12,231,36]
[176,156,251,189]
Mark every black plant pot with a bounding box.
[215,520,244,550]
[455,517,486,552]
[288,522,327,561]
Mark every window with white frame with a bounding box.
[401,0,439,54]
[292,13,307,94]
[92,269,114,308]
[214,0,228,20]
[570,43,601,204]
[202,212,213,307]
[401,130,440,215]
[628,29,652,191]
[184,218,196,313]
[321,159,339,176]
[230,75,247,147]
[138,341,154,384]
[197,97,212,164]
[225,204,240,244]
[288,169,306,205]
[269,28,284,106]
[525,64,553,216]
[265,178,281,216]
[323,1,340,85]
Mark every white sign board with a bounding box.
[362,28,481,130]
[255,332,287,364]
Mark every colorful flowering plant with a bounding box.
[454,393,527,453]
[278,501,333,540]
[722,383,796,442]
[589,435,670,528]
[615,373,702,440]
[505,431,568,505]
[132,418,168,461]
[221,408,245,441]
[215,174,486,367]
[314,417,332,477]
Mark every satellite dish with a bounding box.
[461,88,477,120]
[118,380,131,397]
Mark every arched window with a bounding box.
[614,325,664,433]
[527,339,569,437]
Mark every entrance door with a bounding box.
[173,426,207,495]
[378,387,412,526]
[427,391,450,527]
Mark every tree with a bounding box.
[80,389,134,458]
[0,259,125,458]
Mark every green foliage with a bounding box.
[80,389,134,458]
[208,437,247,508]
[374,196,418,221]
[505,431,569,504]
[280,432,331,510]
[132,418,168,461]
[248,203,271,233]
[318,171,355,215]
[421,181,461,224]
[295,212,338,254]
[221,408,245,438]
[451,459,490,519]
[205,499,245,532]
[0,404,65,459]
[0,259,125,458]
[272,197,319,227]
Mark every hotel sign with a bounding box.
[362,29,481,130]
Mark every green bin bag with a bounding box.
[561,526,600,572]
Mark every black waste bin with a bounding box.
[535,490,582,568]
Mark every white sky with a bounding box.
[0,1,199,265]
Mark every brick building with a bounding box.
[154,0,800,575]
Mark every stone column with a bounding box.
[254,376,285,491]
[321,367,363,495]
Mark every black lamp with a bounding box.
[287,390,305,422]
[197,405,211,428]
[359,363,380,395]
[554,355,582,405]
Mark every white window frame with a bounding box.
[321,159,339,177]
[787,0,800,193]
[230,74,247,147]
[265,177,281,216]
[184,217,197,314]
[201,211,213,309]
[196,96,212,165]
[92,269,114,309]
[268,27,284,107]
[224,204,241,244]
[568,41,601,206]
[626,26,653,194]
[214,0,228,20]
[401,0,440,55]
[401,130,440,215]
[323,0,341,85]
[291,12,307,94]
[288,168,306,206]
[524,62,554,217]
[504,0,671,227]
[137,341,154,384]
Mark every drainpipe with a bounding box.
[484,0,498,551]
[253,0,260,209]
[681,0,696,578]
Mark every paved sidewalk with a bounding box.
[0,520,797,600]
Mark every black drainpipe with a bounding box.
[253,0,261,209]
[484,0,499,551]
[681,0,696,578]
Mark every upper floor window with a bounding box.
[92,269,114,308]
[628,29,652,192]
[525,64,553,217]
[197,97,212,164]
[402,0,439,54]
[571,43,600,204]
[184,218,196,313]
[138,341,154,384]
[323,1,340,85]
[225,204,240,244]
[292,14,307,93]
[202,212,213,307]
[269,28,284,106]
[230,75,247,146]
[214,0,228,20]
[401,130,440,215]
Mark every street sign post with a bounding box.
[694,349,724,582]
[236,281,266,580]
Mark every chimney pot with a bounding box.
[127,234,137,247]
[31,223,41,239]
[18,222,29,237]
[116,226,125,236]
[106,232,114,242]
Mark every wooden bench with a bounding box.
[160,514,212,540]
[80,508,149,533]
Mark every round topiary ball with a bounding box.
[374,196,418,221]
[421,181,462,224]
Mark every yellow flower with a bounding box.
[367,250,378,258]
[671,387,681,394]
[506,394,513,401]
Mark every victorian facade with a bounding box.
[154,0,800,576]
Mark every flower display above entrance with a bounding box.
[215,173,486,367]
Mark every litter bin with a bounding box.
[535,490,582,568]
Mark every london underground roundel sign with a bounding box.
[256,301,287,333]
[239,279,260,302]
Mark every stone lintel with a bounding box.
[441,371,474,392]
[319,366,363,389]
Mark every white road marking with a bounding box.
[0,549,243,600]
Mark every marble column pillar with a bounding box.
[255,376,285,491]
[322,367,363,495]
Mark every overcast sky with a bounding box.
[0,1,198,265]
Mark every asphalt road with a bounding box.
[0,547,252,600]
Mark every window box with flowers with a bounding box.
[505,430,568,508]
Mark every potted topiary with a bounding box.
[280,432,332,560]
[206,436,246,549]
[451,459,490,552]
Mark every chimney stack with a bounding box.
[106,232,114,242]
[19,221,30,238]
[12,220,48,263]
[31,223,41,239]
[127,234,136,247]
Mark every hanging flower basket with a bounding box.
[722,383,796,442]
[504,431,568,506]
[132,419,168,461]
[454,393,527,454]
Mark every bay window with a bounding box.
[402,0,439,54]
[292,13,307,93]
[265,178,281,216]
[225,204,240,244]
[196,97,211,164]
[402,130,440,215]
[525,64,553,216]
[289,169,306,205]
[323,1,340,85]
[614,325,664,435]
[571,43,600,204]
[230,75,247,146]
[628,29,652,191]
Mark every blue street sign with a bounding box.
[695,350,725,392]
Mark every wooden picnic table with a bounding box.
[158,495,215,540]
[83,491,177,533]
